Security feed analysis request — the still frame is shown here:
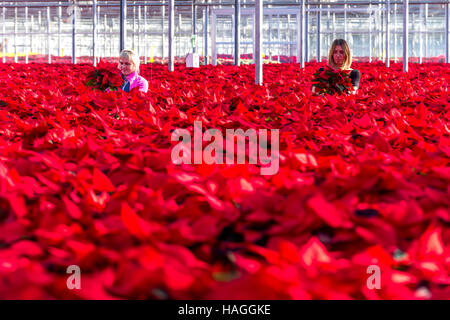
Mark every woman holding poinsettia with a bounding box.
[312,39,360,95]
[118,49,148,93]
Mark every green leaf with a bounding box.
[232,200,241,209]
[393,249,407,261]
[393,265,409,271]
[151,288,168,300]
[213,270,241,282]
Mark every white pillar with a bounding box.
[168,0,174,71]
[386,0,390,67]
[305,4,309,62]
[403,0,408,72]
[316,3,321,62]
[25,6,29,64]
[14,7,17,63]
[379,3,383,61]
[120,0,126,51]
[419,4,423,64]
[2,6,5,63]
[394,3,397,62]
[31,15,34,56]
[234,0,240,66]
[138,5,141,57]
[255,0,262,85]
[425,3,428,59]
[97,4,101,58]
[204,6,209,65]
[109,18,113,58]
[93,0,98,66]
[72,5,76,63]
[446,1,449,63]
[272,15,276,62]
[369,4,372,63]
[344,0,347,37]
[253,15,256,64]
[144,5,147,63]
[162,4,166,59]
[298,0,305,68]
[104,14,107,59]
[47,6,51,64]
[211,12,216,65]
[58,2,62,57]
[132,2,136,50]
[38,11,42,54]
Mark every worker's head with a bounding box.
[118,49,140,76]
[328,39,352,70]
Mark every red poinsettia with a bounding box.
[85,60,123,92]
[312,64,354,95]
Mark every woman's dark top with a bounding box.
[318,67,361,89]
[121,75,131,92]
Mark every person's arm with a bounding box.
[138,77,149,93]
[350,70,361,94]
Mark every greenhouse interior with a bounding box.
[1,1,449,66]
[0,0,449,302]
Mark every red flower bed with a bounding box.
[0,61,449,299]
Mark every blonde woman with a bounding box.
[118,49,148,93]
[313,39,360,94]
